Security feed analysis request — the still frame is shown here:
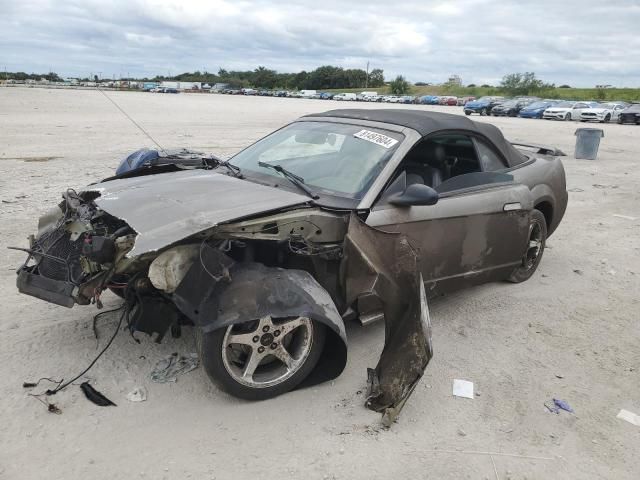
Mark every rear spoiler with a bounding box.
[511,142,566,157]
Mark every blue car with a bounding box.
[418,95,439,105]
[519,100,559,119]
[464,96,506,115]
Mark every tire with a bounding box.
[196,316,327,400]
[464,110,471,116]
[603,114,611,123]
[480,108,488,116]
[507,209,547,283]
[565,113,572,121]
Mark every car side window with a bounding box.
[474,138,506,171]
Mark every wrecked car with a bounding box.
[14,109,567,418]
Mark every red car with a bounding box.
[446,96,458,106]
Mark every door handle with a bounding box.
[503,202,522,211]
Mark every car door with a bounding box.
[366,135,533,295]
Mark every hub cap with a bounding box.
[221,316,313,388]
[523,222,543,270]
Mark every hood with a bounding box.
[84,170,309,257]
[546,107,571,113]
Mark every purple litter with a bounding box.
[553,398,574,413]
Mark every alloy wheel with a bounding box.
[221,316,313,388]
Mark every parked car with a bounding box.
[518,100,559,119]
[491,98,539,117]
[418,95,436,104]
[275,91,287,97]
[580,102,629,123]
[334,93,356,101]
[543,101,599,121]
[14,109,567,419]
[320,92,334,100]
[457,96,476,106]
[400,96,416,104]
[445,96,458,106]
[617,104,640,124]
[463,96,506,115]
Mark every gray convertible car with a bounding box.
[15,109,567,421]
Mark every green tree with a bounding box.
[499,72,554,95]
[368,68,385,87]
[390,75,411,95]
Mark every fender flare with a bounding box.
[171,248,347,384]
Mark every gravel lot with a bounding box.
[1,88,638,480]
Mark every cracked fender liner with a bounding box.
[343,214,433,425]
[171,246,347,385]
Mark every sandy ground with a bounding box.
[0,88,639,480]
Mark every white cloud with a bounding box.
[0,0,638,87]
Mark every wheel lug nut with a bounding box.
[273,330,280,337]
[258,346,265,353]
[262,326,270,332]
[271,343,277,349]
[252,336,259,343]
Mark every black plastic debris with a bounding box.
[80,382,117,407]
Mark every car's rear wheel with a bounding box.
[480,108,488,116]
[565,113,572,121]
[197,315,326,400]
[507,209,547,283]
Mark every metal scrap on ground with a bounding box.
[151,353,199,383]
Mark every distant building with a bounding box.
[447,75,462,87]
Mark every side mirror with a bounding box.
[388,184,439,207]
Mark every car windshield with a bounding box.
[555,101,575,108]
[598,103,617,109]
[229,121,403,199]
[500,100,518,107]
[527,101,552,109]
[625,104,640,112]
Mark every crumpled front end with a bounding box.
[15,190,137,308]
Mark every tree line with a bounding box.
[153,65,386,90]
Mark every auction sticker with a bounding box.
[353,129,398,148]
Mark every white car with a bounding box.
[580,102,629,123]
[334,93,356,101]
[385,96,402,103]
[543,101,599,121]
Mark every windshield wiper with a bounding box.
[218,160,242,177]
[257,161,319,199]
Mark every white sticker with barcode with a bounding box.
[353,129,398,148]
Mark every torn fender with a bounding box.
[171,246,348,384]
[343,214,433,425]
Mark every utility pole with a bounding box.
[365,61,370,89]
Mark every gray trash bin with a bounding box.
[574,128,604,160]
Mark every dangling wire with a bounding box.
[96,86,167,155]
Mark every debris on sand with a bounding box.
[453,379,474,399]
[126,386,148,403]
[151,353,199,383]
[616,409,640,427]
[80,382,117,407]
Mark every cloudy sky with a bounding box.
[1,0,639,86]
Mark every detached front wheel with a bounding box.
[197,316,326,400]
[507,209,547,283]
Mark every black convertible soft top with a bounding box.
[304,109,527,167]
